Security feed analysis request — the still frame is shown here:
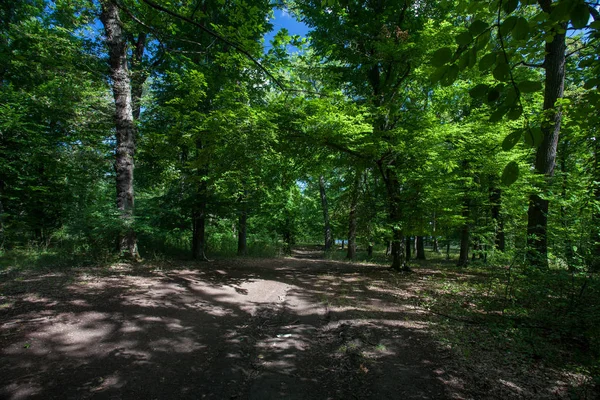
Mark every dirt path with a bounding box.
[1,251,455,399]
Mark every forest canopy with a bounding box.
[0,0,599,271]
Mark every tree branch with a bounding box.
[138,0,286,91]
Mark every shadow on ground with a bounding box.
[1,250,472,399]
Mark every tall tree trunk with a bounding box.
[405,236,411,261]
[347,171,359,259]
[446,239,451,260]
[377,161,408,271]
[319,175,333,251]
[457,200,470,266]
[416,236,425,260]
[100,0,139,260]
[192,202,207,261]
[526,1,566,269]
[489,186,505,251]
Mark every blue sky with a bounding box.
[264,8,310,52]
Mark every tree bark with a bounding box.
[405,236,411,261]
[416,236,425,260]
[347,172,359,259]
[100,0,139,260]
[432,212,439,252]
[489,186,505,251]
[377,161,409,271]
[192,203,208,261]
[526,1,566,269]
[237,208,247,256]
[319,175,333,251]
[457,200,470,267]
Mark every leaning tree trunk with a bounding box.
[100,0,139,260]
[526,1,566,269]
[416,236,425,260]
[347,171,359,259]
[319,175,333,251]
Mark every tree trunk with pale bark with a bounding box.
[100,0,139,260]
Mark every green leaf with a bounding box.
[430,65,448,84]
[487,86,501,102]
[458,51,471,70]
[469,20,489,36]
[479,52,497,71]
[524,127,543,147]
[502,161,519,186]
[500,16,519,36]
[518,80,542,93]
[468,47,478,68]
[550,1,573,22]
[590,20,600,30]
[469,84,489,98]
[503,0,519,15]
[475,33,490,50]
[456,31,472,46]
[441,64,459,87]
[502,130,521,151]
[513,17,530,40]
[571,3,590,29]
[493,62,511,82]
[507,106,523,120]
[431,47,453,67]
[489,107,508,122]
[584,78,600,89]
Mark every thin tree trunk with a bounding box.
[319,175,333,251]
[489,186,505,251]
[457,200,470,267]
[416,236,425,260]
[192,204,207,261]
[526,1,566,269]
[367,243,373,257]
[130,33,147,121]
[432,212,439,252]
[347,172,359,259]
[446,239,450,260]
[406,236,411,261]
[237,208,247,256]
[100,0,139,260]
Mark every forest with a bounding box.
[1,0,600,398]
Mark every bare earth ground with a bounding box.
[0,249,594,399]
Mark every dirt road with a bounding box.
[1,251,455,399]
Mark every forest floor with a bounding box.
[0,248,596,399]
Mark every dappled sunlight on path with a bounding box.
[0,254,458,399]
